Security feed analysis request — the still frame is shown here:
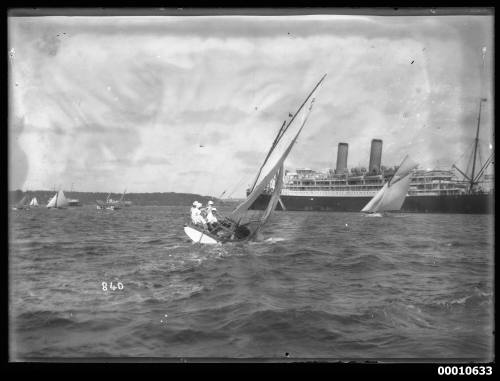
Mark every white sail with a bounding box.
[56,190,68,208]
[260,164,285,225]
[15,195,28,208]
[377,172,413,211]
[361,155,418,213]
[47,190,68,208]
[46,193,57,208]
[29,197,39,206]
[361,183,387,213]
[248,164,286,239]
[230,74,326,221]
[389,155,418,186]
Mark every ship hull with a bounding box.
[250,193,494,214]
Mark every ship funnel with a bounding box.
[336,143,348,174]
[368,139,383,175]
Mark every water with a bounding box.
[9,206,494,360]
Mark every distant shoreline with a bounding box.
[8,190,242,206]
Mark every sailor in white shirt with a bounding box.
[204,200,214,214]
[206,206,218,230]
[190,201,207,228]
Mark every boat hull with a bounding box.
[249,193,494,214]
[184,226,220,244]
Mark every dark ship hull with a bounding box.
[250,192,494,214]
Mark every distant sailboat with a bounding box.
[184,74,327,244]
[29,197,39,207]
[13,195,29,210]
[361,155,418,216]
[96,190,126,210]
[47,190,69,209]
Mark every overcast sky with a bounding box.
[8,13,494,197]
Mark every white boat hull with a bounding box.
[184,226,219,244]
[365,212,384,217]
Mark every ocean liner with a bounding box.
[249,102,494,214]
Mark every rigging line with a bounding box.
[226,182,248,199]
[477,143,483,170]
[223,173,252,199]
[474,150,494,183]
[452,140,474,168]
[464,140,476,179]
[248,74,327,193]
[473,158,491,184]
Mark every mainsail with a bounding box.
[56,190,69,208]
[47,193,57,208]
[15,195,28,209]
[361,155,418,213]
[231,74,327,224]
[249,163,285,239]
[29,197,39,207]
[184,74,327,243]
[47,190,69,208]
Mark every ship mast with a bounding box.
[469,98,486,192]
[452,47,489,193]
[469,46,488,193]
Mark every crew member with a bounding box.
[190,201,207,228]
[206,206,219,231]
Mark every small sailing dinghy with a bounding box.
[361,155,418,216]
[29,197,39,207]
[46,190,69,209]
[12,195,29,210]
[184,74,327,244]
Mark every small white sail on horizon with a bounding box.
[47,190,69,209]
[13,195,28,209]
[361,155,418,214]
[29,197,39,207]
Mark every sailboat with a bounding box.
[29,197,39,207]
[46,190,69,209]
[361,155,418,216]
[12,195,29,210]
[184,74,327,244]
[107,189,127,210]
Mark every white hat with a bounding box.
[208,200,214,205]
[196,202,202,208]
[212,207,217,211]
[193,201,198,206]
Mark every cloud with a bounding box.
[8,14,494,196]
[234,150,265,167]
[135,156,171,166]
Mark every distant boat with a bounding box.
[96,189,129,210]
[361,155,418,215]
[13,195,29,210]
[68,198,82,206]
[47,190,69,209]
[184,74,327,244]
[29,197,39,207]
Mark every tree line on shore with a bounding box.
[9,190,227,206]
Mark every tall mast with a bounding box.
[248,74,327,193]
[469,47,488,193]
[470,99,485,192]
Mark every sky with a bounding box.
[8,12,494,197]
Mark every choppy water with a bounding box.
[9,206,494,360]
